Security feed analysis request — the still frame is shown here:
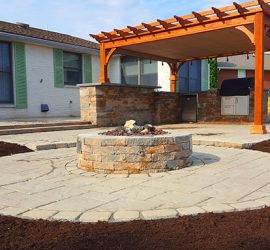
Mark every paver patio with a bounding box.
[0,144,269,223]
[1,124,270,150]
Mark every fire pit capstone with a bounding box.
[77,122,192,174]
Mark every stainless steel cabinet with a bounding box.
[221,96,249,115]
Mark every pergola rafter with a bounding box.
[91,1,268,42]
[233,2,249,14]
[192,11,210,23]
[91,0,270,134]
[211,7,229,19]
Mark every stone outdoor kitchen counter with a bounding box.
[77,131,192,174]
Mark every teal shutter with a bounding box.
[53,49,64,88]
[201,59,209,91]
[14,42,27,109]
[83,54,92,83]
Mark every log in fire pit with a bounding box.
[77,121,192,174]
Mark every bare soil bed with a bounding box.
[0,140,269,249]
[0,208,269,250]
[0,141,33,157]
[251,139,270,153]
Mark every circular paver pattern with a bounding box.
[0,145,269,223]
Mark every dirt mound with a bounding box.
[251,139,270,153]
[0,141,33,157]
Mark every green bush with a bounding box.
[210,58,218,89]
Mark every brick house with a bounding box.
[218,54,270,89]
[0,21,121,119]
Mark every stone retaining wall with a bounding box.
[77,132,192,174]
[79,83,182,126]
[79,84,269,126]
[197,90,268,123]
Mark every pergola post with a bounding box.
[170,63,178,93]
[99,43,109,83]
[251,13,267,134]
[169,63,184,93]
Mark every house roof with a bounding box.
[0,21,99,50]
[218,54,270,71]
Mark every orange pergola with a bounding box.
[91,0,270,134]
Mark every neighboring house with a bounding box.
[218,54,270,89]
[120,56,210,93]
[0,21,121,119]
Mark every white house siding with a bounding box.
[0,44,121,119]
[25,44,81,117]
[91,54,121,83]
[158,62,171,92]
[0,44,80,119]
[108,55,121,83]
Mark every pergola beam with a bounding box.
[103,14,255,49]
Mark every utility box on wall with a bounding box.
[220,78,253,116]
[221,96,249,115]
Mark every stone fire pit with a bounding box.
[77,130,192,174]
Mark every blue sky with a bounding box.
[1,0,248,41]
